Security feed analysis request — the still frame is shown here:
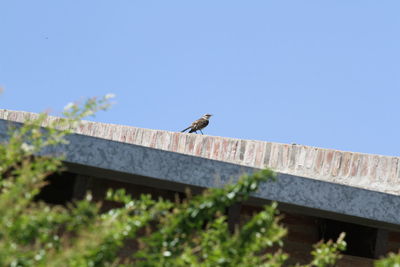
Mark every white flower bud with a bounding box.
[64,102,75,111]
[21,143,35,153]
[105,93,116,99]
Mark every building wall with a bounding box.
[388,231,400,253]
[3,110,400,266]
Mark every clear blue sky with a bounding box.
[1,1,399,156]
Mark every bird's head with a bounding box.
[202,113,213,120]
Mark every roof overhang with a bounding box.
[1,118,399,231]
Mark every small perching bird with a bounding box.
[181,114,212,134]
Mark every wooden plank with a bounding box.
[228,202,242,233]
[374,228,388,258]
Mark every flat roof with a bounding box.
[1,109,400,229]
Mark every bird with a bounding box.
[181,114,212,134]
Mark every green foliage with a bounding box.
[296,232,346,267]
[375,253,400,267]
[0,96,353,266]
[134,170,288,267]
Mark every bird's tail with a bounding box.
[181,127,191,132]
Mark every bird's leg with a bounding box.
[200,129,204,135]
